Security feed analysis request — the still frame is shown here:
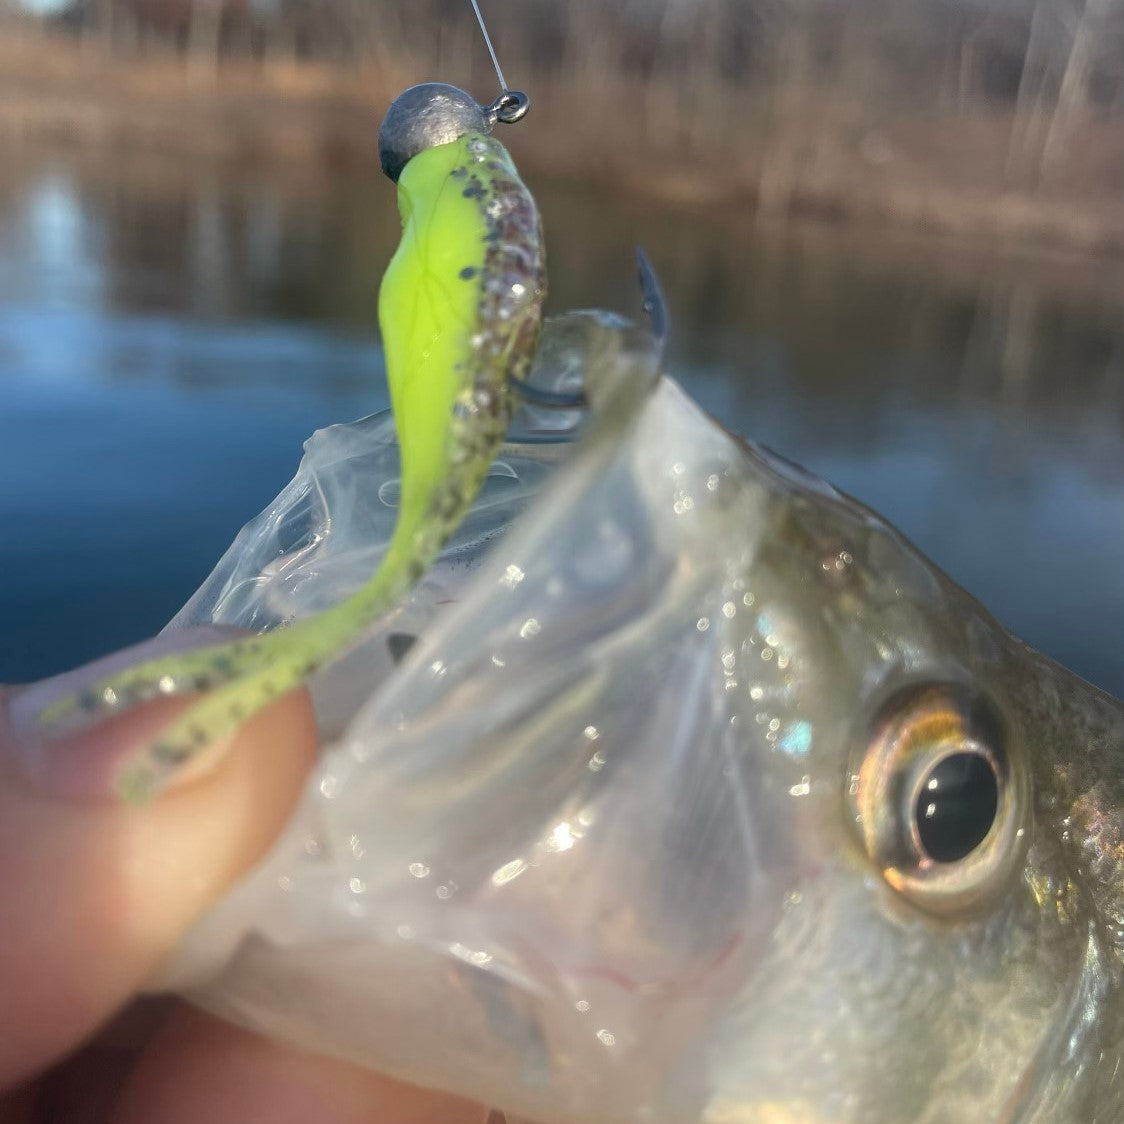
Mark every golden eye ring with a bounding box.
[848,682,1030,915]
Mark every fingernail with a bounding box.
[6,629,237,801]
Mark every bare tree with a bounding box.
[1040,0,1118,177]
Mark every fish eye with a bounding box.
[848,683,1029,914]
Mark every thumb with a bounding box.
[0,632,318,1089]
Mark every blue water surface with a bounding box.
[1,147,1121,695]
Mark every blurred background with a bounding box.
[0,0,1121,694]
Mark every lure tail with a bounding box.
[38,107,545,803]
[116,552,420,801]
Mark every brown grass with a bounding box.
[2,29,1124,258]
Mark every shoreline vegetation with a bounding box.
[3,0,1124,259]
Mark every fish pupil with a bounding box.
[914,752,998,863]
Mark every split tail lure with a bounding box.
[38,4,548,800]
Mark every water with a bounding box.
[1,144,1121,695]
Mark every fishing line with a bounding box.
[469,0,509,93]
[468,0,530,124]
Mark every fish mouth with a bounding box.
[160,366,830,1120]
[169,331,1033,1121]
[149,283,1117,1120]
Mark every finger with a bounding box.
[0,635,319,1089]
[32,998,177,1124]
[112,1006,488,1124]
[0,1085,36,1124]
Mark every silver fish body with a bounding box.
[164,314,1124,1124]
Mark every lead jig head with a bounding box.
[378,82,530,183]
[379,83,487,183]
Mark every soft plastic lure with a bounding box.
[40,82,546,800]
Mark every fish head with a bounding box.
[676,433,1124,1124]
[167,315,1124,1123]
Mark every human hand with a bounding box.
[0,633,489,1124]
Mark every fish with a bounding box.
[158,308,1124,1124]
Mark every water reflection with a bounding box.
[0,145,1120,694]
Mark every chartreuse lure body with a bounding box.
[40,84,545,800]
